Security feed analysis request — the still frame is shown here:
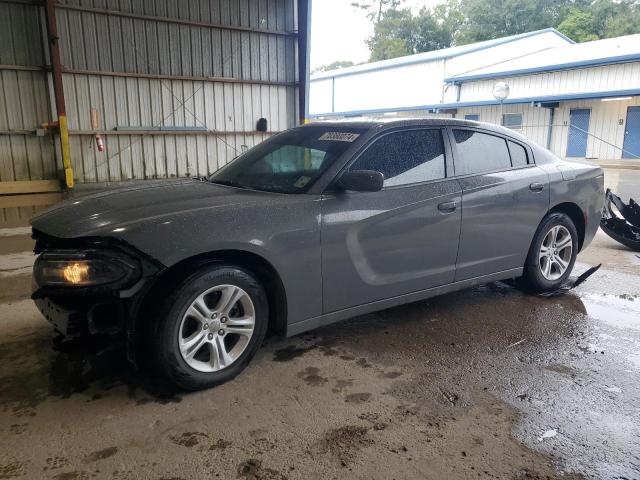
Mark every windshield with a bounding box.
[208,126,368,194]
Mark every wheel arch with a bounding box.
[137,249,288,337]
[548,202,586,251]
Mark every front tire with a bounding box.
[523,213,578,293]
[152,265,268,391]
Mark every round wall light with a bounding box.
[492,82,510,101]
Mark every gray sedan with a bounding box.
[31,119,604,390]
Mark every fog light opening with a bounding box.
[88,302,123,335]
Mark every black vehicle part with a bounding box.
[150,264,269,390]
[522,212,579,293]
[538,264,602,297]
[31,230,163,298]
[600,189,640,251]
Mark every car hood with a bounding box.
[31,179,276,238]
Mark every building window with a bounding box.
[465,114,480,121]
[502,113,522,129]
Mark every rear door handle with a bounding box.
[438,201,457,213]
[529,182,544,192]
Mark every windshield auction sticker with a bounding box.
[294,176,311,188]
[318,132,361,142]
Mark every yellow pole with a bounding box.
[58,115,74,189]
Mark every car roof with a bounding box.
[305,117,531,143]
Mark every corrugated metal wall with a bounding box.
[0,0,302,185]
[59,0,300,183]
[453,62,640,104]
[0,1,57,183]
[457,105,550,148]
[549,97,640,160]
[310,59,447,116]
[460,98,640,161]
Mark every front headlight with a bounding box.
[34,250,140,288]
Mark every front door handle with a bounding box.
[529,182,544,192]
[438,201,457,213]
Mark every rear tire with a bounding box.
[151,265,268,391]
[522,213,578,293]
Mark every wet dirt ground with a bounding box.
[1,171,639,480]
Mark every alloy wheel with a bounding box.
[538,225,573,281]
[178,284,255,373]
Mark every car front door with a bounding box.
[449,128,550,281]
[320,128,462,313]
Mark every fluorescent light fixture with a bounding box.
[601,96,632,102]
[383,111,398,116]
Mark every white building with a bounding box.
[309,28,640,164]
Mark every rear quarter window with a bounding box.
[508,140,529,167]
[452,130,511,176]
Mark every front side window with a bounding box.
[209,126,367,193]
[452,129,511,176]
[348,129,446,187]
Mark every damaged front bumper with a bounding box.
[33,291,128,337]
[600,189,640,251]
[31,230,162,338]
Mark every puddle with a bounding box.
[579,294,640,330]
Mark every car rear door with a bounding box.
[320,128,462,313]
[448,127,549,281]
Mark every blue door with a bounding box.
[566,109,590,157]
[465,114,480,121]
[623,106,640,159]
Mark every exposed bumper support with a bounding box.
[600,189,640,251]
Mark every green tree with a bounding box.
[365,5,459,61]
[413,7,456,52]
[592,0,640,38]
[433,0,465,39]
[356,0,640,63]
[366,8,414,60]
[351,0,403,23]
[454,0,577,44]
[557,8,599,42]
[557,0,640,41]
[603,13,639,37]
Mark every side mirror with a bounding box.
[336,170,384,192]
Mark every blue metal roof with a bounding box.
[311,28,574,81]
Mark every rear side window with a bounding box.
[452,130,511,176]
[349,129,445,187]
[508,141,528,167]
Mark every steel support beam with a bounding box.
[62,68,297,88]
[546,106,555,150]
[45,0,74,189]
[297,0,311,124]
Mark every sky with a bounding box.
[310,0,445,71]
